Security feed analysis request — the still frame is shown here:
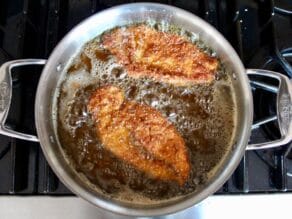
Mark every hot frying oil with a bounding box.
[56,24,236,203]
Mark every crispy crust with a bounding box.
[102,25,218,86]
[88,86,190,185]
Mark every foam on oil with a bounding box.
[56,23,237,204]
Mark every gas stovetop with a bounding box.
[0,0,291,196]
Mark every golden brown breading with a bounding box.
[88,86,190,185]
[102,25,218,86]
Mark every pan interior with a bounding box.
[54,22,237,205]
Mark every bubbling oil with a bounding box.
[56,24,236,203]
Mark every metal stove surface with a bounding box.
[0,0,291,213]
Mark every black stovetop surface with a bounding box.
[0,0,291,195]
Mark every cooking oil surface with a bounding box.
[56,24,236,204]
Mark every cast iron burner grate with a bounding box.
[0,0,291,195]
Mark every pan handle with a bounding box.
[0,59,46,142]
[246,69,292,150]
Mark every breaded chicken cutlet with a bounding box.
[102,25,218,86]
[88,86,190,185]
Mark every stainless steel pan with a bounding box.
[0,3,291,217]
